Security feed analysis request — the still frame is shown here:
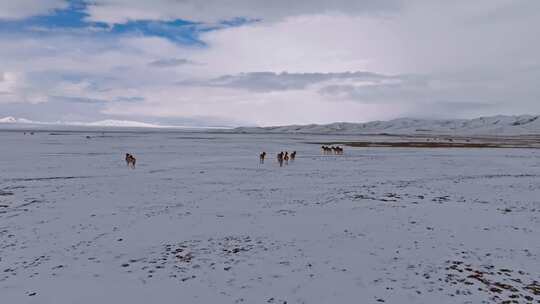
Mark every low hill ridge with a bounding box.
[234,115,540,135]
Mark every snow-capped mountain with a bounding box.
[79,120,172,128]
[0,117,189,129]
[234,115,540,135]
[0,116,34,124]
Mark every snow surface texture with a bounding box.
[1,131,540,303]
[234,115,540,136]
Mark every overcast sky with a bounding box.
[0,0,539,126]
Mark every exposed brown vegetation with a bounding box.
[313,139,539,149]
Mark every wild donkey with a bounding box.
[125,153,136,169]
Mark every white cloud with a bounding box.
[184,71,394,92]
[0,0,67,20]
[191,1,540,76]
[84,0,401,24]
[101,85,401,126]
[0,71,48,104]
[0,72,18,95]
[1,1,540,126]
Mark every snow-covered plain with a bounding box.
[1,130,540,304]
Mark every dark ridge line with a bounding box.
[307,141,539,149]
[4,176,95,182]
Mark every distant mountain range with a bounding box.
[234,115,540,136]
[0,116,212,129]
[3,115,540,135]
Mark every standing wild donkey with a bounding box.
[277,152,284,167]
[290,151,296,161]
[125,153,136,169]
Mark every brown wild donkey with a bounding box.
[277,152,284,167]
[283,152,289,165]
[125,153,136,169]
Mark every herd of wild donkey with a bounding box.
[125,145,344,169]
[259,145,344,167]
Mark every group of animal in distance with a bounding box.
[259,151,297,167]
[124,146,344,169]
[321,145,344,155]
[259,146,344,167]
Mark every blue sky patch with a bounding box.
[0,0,253,45]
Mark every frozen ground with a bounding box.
[1,130,540,304]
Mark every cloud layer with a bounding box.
[0,0,539,126]
[84,0,401,24]
[0,0,67,20]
